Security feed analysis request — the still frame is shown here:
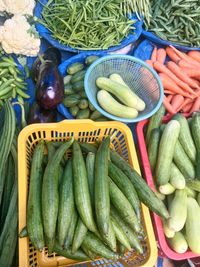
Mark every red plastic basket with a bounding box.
[136,117,200,260]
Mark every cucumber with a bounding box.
[146,104,165,144]
[159,183,175,195]
[67,63,84,75]
[47,142,56,162]
[82,232,119,260]
[163,220,175,239]
[64,75,72,85]
[69,106,79,117]
[90,110,102,120]
[85,55,99,65]
[78,99,89,109]
[108,161,141,220]
[27,141,45,251]
[173,140,195,179]
[111,217,131,250]
[71,70,86,84]
[110,206,143,254]
[191,112,200,150]
[168,189,187,232]
[173,114,196,163]
[195,150,200,180]
[57,160,75,246]
[185,186,196,198]
[186,198,200,254]
[79,91,87,98]
[64,84,74,95]
[81,245,97,260]
[110,150,169,219]
[186,179,200,192]
[167,232,188,254]
[96,117,108,121]
[154,190,166,201]
[89,102,96,111]
[197,193,200,206]
[42,140,74,253]
[118,243,126,256]
[54,242,89,261]
[64,209,78,249]
[73,81,84,92]
[170,163,186,190]
[72,218,88,254]
[102,220,117,252]
[73,141,96,232]
[95,137,110,237]
[147,128,161,174]
[86,153,95,208]
[109,177,140,233]
[80,142,98,154]
[19,226,28,238]
[156,120,180,185]
[76,109,90,119]
[63,95,81,108]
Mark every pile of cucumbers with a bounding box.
[146,107,200,254]
[63,55,108,121]
[26,135,168,262]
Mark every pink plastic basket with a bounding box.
[136,117,200,261]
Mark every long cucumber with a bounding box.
[110,150,169,219]
[147,128,161,174]
[72,218,88,254]
[64,209,78,249]
[86,152,95,208]
[95,137,110,236]
[42,139,74,253]
[27,141,45,251]
[191,112,200,151]
[101,220,117,252]
[57,160,75,246]
[73,141,96,232]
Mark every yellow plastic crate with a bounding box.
[18,119,157,267]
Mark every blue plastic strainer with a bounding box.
[84,55,164,123]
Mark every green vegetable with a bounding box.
[168,232,188,254]
[71,70,86,84]
[186,180,200,193]
[63,95,80,108]
[195,150,200,180]
[197,193,200,206]
[86,153,95,208]
[78,99,89,110]
[102,220,117,252]
[64,209,78,249]
[147,128,161,173]
[76,109,90,119]
[185,186,196,198]
[163,220,175,239]
[73,81,84,92]
[191,112,200,150]
[85,56,99,65]
[90,110,102,120]
[67,63,84,75]
[170,163,186,190]
[72,218,88,254]
[69,106,79,117]
[64,84,74,95]
[89,102,96,111]
[159,183,175,195]
[64,75,72,85]
[19,226,28,238]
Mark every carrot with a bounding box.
[163,96,176,115]
[182,102,193,113]
[170,45,200,67]
[178,59,196,69]
[151,46,157,62]
[167,94,173,102]
[177,98,194,112]
[146,60,153,67]
[180,67,200,79]
[189,97,200,114]
[167,61,199,89]
[157,48,167,64]
[171,95,184,111]
[164,90,176,95]
[166,47,180,63]
[188,51,200,64]
[154,61,197,97]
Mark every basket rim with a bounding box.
[84,54,164,123]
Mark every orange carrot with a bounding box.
[180,68,200,79]
[166,47,180,63]
[146,60,153,67]
[151,47,157,62]
[157,48,167,64]
[189,97,200,114]
[182,102,193,113]
[188,51,200,64]
[159,73,192,98]
[154,61,197,97]
[167,61,199,89]
[177,98,194,112]
[167,95,173,102]
[163,96,176,114]
[171,95,184,111]
[164,90,176,95]
[178,59,196,69]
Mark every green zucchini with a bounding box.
[159,183,175,195]
[109,177,140,233]
[76,109,90,119]
[170,163,186,190]
[173,140,195,179]
[64,209,78,249]
[191,112,200,150]
[57,160,75,246]
[82,232,119,260]
[173,114,196,163]
[42,139,74,253]
[67,63,84,75]
[146,104,165,144]
[163,220,175,239]
[108,161,141,220]
[73,141,96,232]
[186,198,200,254]
[147,128,161,174]
[27,141,45,251]
[78,99,89,109]
[85,55,99,65]
[86,153,95,208]
[72,218,88,254]
[110,150,169,220]
[95,137,110,236]
[186,179,200,192]
[167,232,188,254]
[168,189,187,232]
[71,70,86,84]
[156,120,180,185]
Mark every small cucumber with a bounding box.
[197,193,200,206]
[69,105,79,117]
[67,63,84,75]
[154,190,166,201]
[147,128,161,174]
[63,95,80,108]
[170,163,186,190]
[73,81,84,92]
[89,102,96,111]
[167,232,188,254]
[163,220,175,239]
[186,179,200,192]
[195,150,200,180]
[64,75,72,85]
[64,84,73,95]
[159,183,175,195]
[72,218,88,254]
[78,99,89,109]
[64,209,78,249]
[90,110,102,120]
[191,112,200,151]
[76,109,90,119]
[71,70,86,84]
[85,55,99,65]
[185,186,196,198]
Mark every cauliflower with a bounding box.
[0,15,40,56]
[0,0,35,15]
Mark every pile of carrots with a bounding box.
[146,46,200,115]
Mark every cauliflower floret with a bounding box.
[0,0,5,12]
[2,0,35,16]
[0,15,40,56]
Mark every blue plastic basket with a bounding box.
[57,52,106,119]
[34,0,143,54]
[84,55,164,123]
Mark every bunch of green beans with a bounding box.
[126,0,151,26]
[0,56,29,106]
[41,0,137,50]
[146,0,200,47]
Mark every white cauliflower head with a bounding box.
[0,15,40,56]
[2,0,35,15]
[0,0,5,12]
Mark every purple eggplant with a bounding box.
[36,61,64,110]
[28,103,57,124]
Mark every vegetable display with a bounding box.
[145,110,200,254]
